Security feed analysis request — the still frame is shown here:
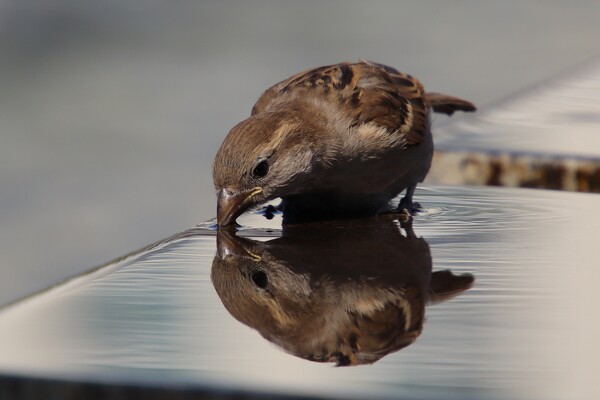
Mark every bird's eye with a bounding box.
[251,271,268,289]
[252,160,269,178]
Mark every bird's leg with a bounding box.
[398,185,421,215]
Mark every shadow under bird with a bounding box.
[213,60,476,226]
[212,217,474,366]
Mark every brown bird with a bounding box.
[213,61,476,226]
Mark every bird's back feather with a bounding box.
[252,60,430,148]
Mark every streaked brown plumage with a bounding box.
[213,61,476,225]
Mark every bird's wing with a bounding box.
[252,61,429,147]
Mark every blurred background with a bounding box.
[1,0,600,304]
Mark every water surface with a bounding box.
[1,185,599,400]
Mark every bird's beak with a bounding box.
[217,187,263,226]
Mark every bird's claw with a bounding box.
[398,198,421,216]
[400,207,412,221]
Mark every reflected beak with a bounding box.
[217,187,263,226]
[216,229,261,261]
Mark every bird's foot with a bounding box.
[257,203,282,220]
[399,207,411,223]
[398,197,422,216]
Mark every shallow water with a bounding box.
[1,185,599,400]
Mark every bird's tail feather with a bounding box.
[425,92,476,116]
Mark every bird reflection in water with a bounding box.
[212,217,473,366]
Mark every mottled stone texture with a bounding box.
[429,151,600,193]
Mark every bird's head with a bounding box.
[213,106,323,226]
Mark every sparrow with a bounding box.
[213,60,476,226]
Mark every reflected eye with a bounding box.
[252,160,269,178]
